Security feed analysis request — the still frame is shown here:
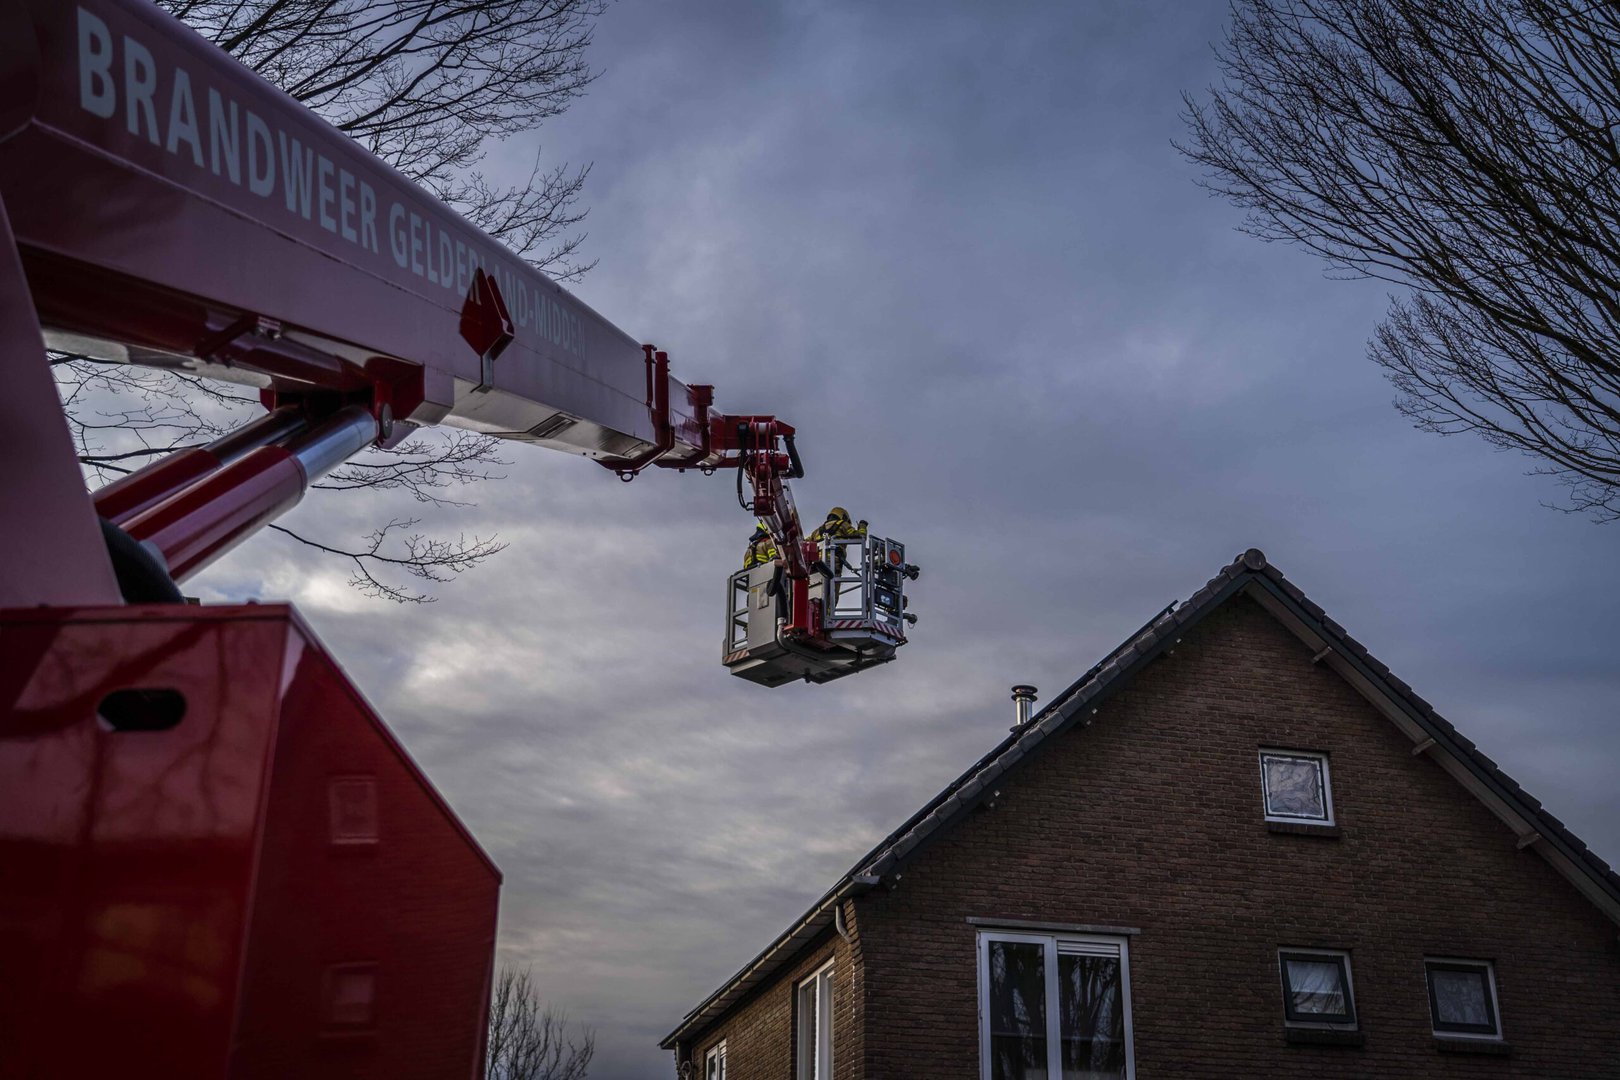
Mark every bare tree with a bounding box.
[1182,0,1620,519]
[69,0,605,599]
[485,967,595,1080]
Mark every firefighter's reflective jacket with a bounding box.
[809,506,865,543]
[744,525,777,569]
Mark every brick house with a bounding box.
[661,549,1620,1079]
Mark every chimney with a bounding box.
[1010,685,1038,730]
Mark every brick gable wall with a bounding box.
[677,594,1620,1077]
[855,594,1620,1077]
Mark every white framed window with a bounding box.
[1259,748,1334,823]
[1278,948,1357,1028]
[703,1040,727,1080]
[977,930,1134,1080]
[795,960,833,1080]
[1425,958,1501,1039]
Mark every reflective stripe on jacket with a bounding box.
[744,536,778,568]
[810,519,865,542]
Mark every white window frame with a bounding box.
[1424,957,1503,1040]
[703,1039,726,1080]
[1277,947,1358,1030]
[795,960,833,1080]
[1259,748,1335,824]
[976,930,1136,1080]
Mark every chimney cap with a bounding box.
[1010,684,1038,699]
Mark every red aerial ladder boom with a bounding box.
[0,0,803,605]
[0,1,916,1076]
[0,0,912,670]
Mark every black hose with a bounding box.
[784,434,805,479]
[734,422,754,512]
[99,518,184,604]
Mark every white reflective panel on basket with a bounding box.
[1263,754,1326,819]
[828,538,866,618]
[988,940,1047,1080]
[1058,946,1126,1079]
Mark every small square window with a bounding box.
[321,962,377,1029]
[328,776,379,844]
[1259,750,1333,823]
[1425,959,1501,1038]
[1278,950,1356,1026]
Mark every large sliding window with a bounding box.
[977,931,1134,1080]
[795,960,833,1080]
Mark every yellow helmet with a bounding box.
[828,506,849,520]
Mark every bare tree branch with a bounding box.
[268,518,506,603]
[1182,0,1620,519]
[159,0,604,277]
[485,967,595,1080]
[57,353,259,483]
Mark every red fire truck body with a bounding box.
[1,603,501,1079]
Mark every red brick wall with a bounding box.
[854,594,1620,1077]
[238,633,501,1080]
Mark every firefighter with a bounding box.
[810,507,866,607]
[744,521,777,569]
[809,506,865,543]
[745,521,790,622]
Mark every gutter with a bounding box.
[659,873,881,1049]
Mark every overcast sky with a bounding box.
[204,2,1620,1076]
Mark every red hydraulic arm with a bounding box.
[0,0,821,631]
[600,347,819,637]
[706,416,818,635]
